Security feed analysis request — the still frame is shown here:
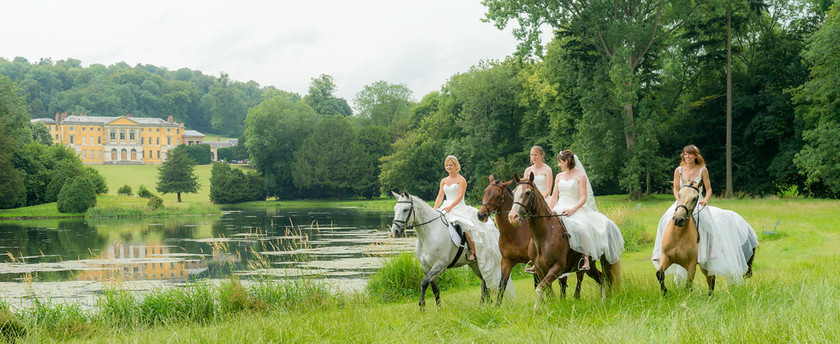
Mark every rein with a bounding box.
[391,200,447,232]
[514,181,567,220]
[676,184,702,243]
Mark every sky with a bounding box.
[3,0,541,103]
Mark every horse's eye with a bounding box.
[402,208,408,212]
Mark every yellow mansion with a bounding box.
[32,113,206,165]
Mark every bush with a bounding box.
[210,162,265,204]
[56,177,97,213]
[137,185,153,198]
[117,184,133,196]
[84,167,109,194]
[147,196,164,210]
[365,251,477,302]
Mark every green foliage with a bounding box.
[217,141,249,162]
[84,166,109,194]
[138,283,216,325]
[117,184,133,196]
[0,308,26,341]
[776,184,801,199]
[291,115,367,198]
[209,162,265,204]
[147,195,164,210]
[244,96,317,199]
[137,185,153,198]
[174,143,212,165]
[56,177,97,213]
[353,80,414,135]
[0,134,24,209]
[156,148,200,201]
[30,121,53,146]
[303,74,352,116]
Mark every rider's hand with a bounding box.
[563,208,576,216]
[699,198,708,206]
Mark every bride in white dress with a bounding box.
[547,150,625,269]
[523,146,553,203]
[651,145,759,283]
[433,156,501,278]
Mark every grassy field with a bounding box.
[3,196,838,342]
[90,164,216,205]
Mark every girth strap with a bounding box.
[447,224,467,268]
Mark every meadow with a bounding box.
[1,195,838,343]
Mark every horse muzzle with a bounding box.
[508,212,521,226]
[476,210,489,223]
[673,216,686,227]
[390,224,404,238]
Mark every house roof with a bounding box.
[60,115,180,127]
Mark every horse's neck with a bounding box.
[528,197,556,239]
[410,198,440,238]
[671,218,697,241]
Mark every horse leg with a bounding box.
[585,263,605,300]
[468,263,489,305]
[497,258,514,305]
[702,268,715,296]
[685,260,698,292]
[574,271,584,299]
[744,247,756,279]
[559,276,568,298]
[420,263,446,309]
[656,257,673,296]
[431,280,441,306]
[534,265,563,312]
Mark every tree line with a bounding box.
[3,0,840,204]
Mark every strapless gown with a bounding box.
[533,174,551,203]
[551,178,625,264]
[651,167,759,283]
[439,183,508,291]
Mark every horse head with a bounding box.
[673,180,702,227]
[478,175,512,223]
[390,191,414,237]
[508,172,536,226]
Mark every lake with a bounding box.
[0,206,410,309]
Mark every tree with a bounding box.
[353,81,414,135]
[30,122,53,145]
[208,86,248,137]
[156,148,200,202]
[483,0,692,197]
[303,74,352,116]
[209,162,264,203]
[794,1,840,196]
[291,115,367,198]
[56,177,97,213]
[244,96,317,199]
[0,134,23,208]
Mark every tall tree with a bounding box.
[291,115,367,198]
[156,148,200,202]
[304,74,352,116]
[483,0,691,197]
[353,81,415,135]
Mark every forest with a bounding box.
[2,0,839,204]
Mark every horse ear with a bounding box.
[695,179,704,189]
[513,173,520,183]
[528,171,535,181]
[489,174,495,182]
[391,191,401,199]
[501,180,512,188]
[401,190,410,198]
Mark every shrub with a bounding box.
[147,196,164,210]
[210,162,265,204]
[84,167,109,194]
[137,185,153,198]
[365,251,476,302]
[117,184,133,196]
[56,177,97,213]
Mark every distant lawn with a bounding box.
[201,133,234,142]
[0,202,84,218]
[91,164,214,205]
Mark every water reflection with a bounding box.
[0,206,410,307]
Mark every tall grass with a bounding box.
[366,251,480,302]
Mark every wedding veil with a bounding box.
[573,155,598,212]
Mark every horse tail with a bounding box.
[605,259,622,289]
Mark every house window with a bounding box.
[167,137,171,145]
[119,130,125,140]
[110,131,116,140]
[98,127,101,131]
[156,137,160,145]
[167,128,171,133]
[69,135,74,144]
[69,126,74,131]
[141,137,144,145]
[176,129,180,134]
[157,150,160,158]
[97,136,101,144]
[82,127,86,132]
[142,150,145,159]
[156,128,160,132]
[82,136,86,145]
[55,134,59,140]
[83,150,87,158]
[130,131,135,140]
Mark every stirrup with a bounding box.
[578,257,590,271]
[524,261,535,274]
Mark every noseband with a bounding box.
[391,199,446,232]
[675,184,700,215]
[481,183,511,215]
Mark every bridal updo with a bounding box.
[557,150,576,169]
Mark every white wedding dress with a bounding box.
[651,166,759,283]
[439,183,509,292]
[551,177,625,264]
[533,174,551,203]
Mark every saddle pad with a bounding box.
[448,223,466,247]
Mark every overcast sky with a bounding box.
[3,0,539,103]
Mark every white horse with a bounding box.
[390,191,507,308]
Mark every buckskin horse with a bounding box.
[655,180,714,295]
[477,175,585,305]
[509,172,619,310]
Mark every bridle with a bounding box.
[674,184,702,242]
[391,198,447,233]
[513,180,565,219]
[480,183,512,215]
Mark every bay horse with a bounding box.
[509,172,618,309]
[477,175,585,305]
[390,191,505,309]
[655,180,713,295]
